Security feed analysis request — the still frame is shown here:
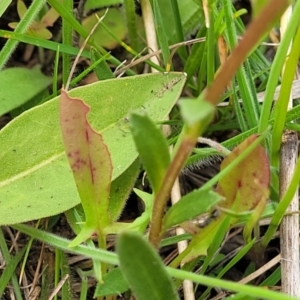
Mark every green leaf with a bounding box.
[0,246,26,296]
[0,72,185,225]
[178,97,215,126]
[94,267,129,297]
[130,113,170,194]
[152,0,170,66]
[90,47,115,80]
[151,0,201,43]
[129,189,153,233]
[85,0,123,10]
[0,67,52,115]
[181,216,223,261]
[162,188,223,231]
[0,0,11,19]
[117,232,180,300]
[10,89,50,118]
[81,9,127,50]
[60,89,112,246]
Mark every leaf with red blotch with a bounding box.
[180,135,270,263]
[60,89,113,247]
[215,134,270,213]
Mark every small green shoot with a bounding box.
[117,232,180,300]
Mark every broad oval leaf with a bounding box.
[117,232,180,300]
[81,9,127,50]
[0,72,186,225]
[0,67,52,115]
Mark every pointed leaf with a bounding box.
[90,47,115,80]
[162,188,223,231]
[17,0,27,19]
[94,267,129,297]
[130,113,170,194]
[0,72,186,225]
[117,232,180,300]
[60,89,112,246]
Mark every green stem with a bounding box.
[149,135,197,248]
[170,0,188,61]
[271,22,300,166]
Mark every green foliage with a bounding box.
[129,113,170,194]
[1,0,300,298]
[85,0,123,10]
[90,47,115,80]
[0,73,185,225]
[0,67,51,115]
[162,188,223,231]
[0,231,25,297]
[108,159,140,221]
[81,9,127,50]
[0,0,11,18]
[94,267,129,297]
[117,232,180,300]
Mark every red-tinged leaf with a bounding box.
[215,135,270,213]
[243,186,269,242]
[60,89,113,246]
[178,135,270,263]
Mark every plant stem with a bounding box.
[149,136,196,248]
[148,0,291,249]
[205,0,290,107]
